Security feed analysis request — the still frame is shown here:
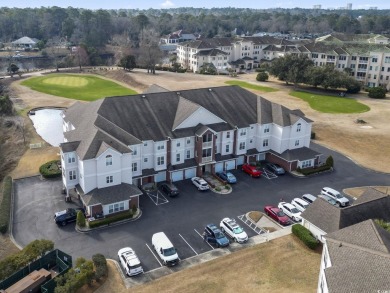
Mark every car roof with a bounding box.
[118,247,141,266]
[206,223,219,231]
[223,217,238,227]
[293,198,309,205]
[281,202,296,209]
[322,187,339,193]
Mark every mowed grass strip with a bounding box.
[225,80,278,92]
[110,235,321,293]
[21,74,138,101]
[290,91,370,113]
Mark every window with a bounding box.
[263,139,268,147]
[144,158,148,163]
[240,129,246,136]
[105,155,112,166]
[202,148,212,157]
[67,153,76,163]
[297,123,301,132]
[187,139,191,144]
[203,133,212,142]
[351,56,357,61]
[176,153,180,162]
[225,144,230,152]
[372,57,378,62]
[301,160,312,168]
[69,170,76,180]
[157,144,164,150]
[385,57,390,63]
[157,156,165,165]
[143,142,148,146]
[176,142,180,147]
[295,140,299,146]
[132,148,137,155]
[250,139,253,144]
[186,150,191,159]
[264,125,270,133]
[239,142,245,150]
[226,132,230,138]
[132,163,137,172]
[339,55,346,60]
[106,176,113,183]
[108,202,125,214]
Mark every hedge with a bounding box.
[88,210,134,228]
[92,254,108,280]
[77,211,86,228]
[292,224,319,250]
[39,160,62,178]
[0,176,12,233]
[297,165,332,176]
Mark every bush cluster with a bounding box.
[88,210,133,229]
[367,87,386,99]
[76,211,86,228]
[292,224,319,250]
[92,254,108,280]
[297,165,332,176]
[39,160,62,178]
[0,176,12,233]
[256,72,269,81]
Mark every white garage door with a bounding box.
[257,153,265,161]
[236,156,245,166]
[171,171,184,182]
[184,168,196,179]
[215,163,224,173]
[225,160,236,170]
[154,171,166,183]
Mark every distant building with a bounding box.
[160,30,199,52]
[313,5,322,9]
[11,36,39,49]
[346,3,352,10]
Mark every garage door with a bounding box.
[184,168,196,179]
[225,160,236,170]
[171,171,184,182]
[215,163,224,173]
[236,156,245,166]
[154,171,166,183]
[257,153,265,161]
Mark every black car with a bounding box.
[159,182,179,197]
[54,208,85,226]
[266,163,285,175]
[203,224,230,247]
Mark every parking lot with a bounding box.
[12,143,390,275]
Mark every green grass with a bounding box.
[21,74,138,101]
[225,80,278,92]
[290,91,370,113]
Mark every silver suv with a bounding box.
[321,187,349,207]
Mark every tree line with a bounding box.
[0,7,389,49]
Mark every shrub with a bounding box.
[132,204,137,214]
[225,185,231,190]
[292,224,319,250]
[345,80,361,94]
[256,72,269,82]
[368,87,386,99]
[39,160,62,178]
[92,254,107,280]
[326,155,334,168]
[0,176,12,233]
[215,187,221,192]
[88,211,133,229]
[298,165,332,175]
[77,211,86,228]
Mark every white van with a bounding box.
[321,187,349,207]
[152,232,179,266]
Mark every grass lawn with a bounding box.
[290,91,370,113]
[21,74,138,101]
[225,80,278,92]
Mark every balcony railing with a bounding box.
[202,141,212,148]
[358,60,368,64]
[202,156,213,163]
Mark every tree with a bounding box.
[136,14,149,42]
[345,78,361,94]
[137,29,163,74]
[7,63,19,77]
[199,63,217,75]
[75,45,89,71]
[326,155,334,168]
[119,55,136,71]
[76,211,86,227]
[47,37,67,71]
[92,254,107,280]
[0,95,14,115]
[368,87,386,99]
[256,72,269,81]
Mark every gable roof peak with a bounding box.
[172,96,201,131]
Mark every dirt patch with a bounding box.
[248,211,263,222]
[94,260,127,293]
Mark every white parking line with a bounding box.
[237,215,265,234]
[194,229,214,250]
[147,191,169,206]
[179,233,198,255]
[145,243,163,267]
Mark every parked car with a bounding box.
[265,163,285,175]
[291,198,309,212]
[264,206,292,226]
[318,194,338,206]
[159,182,179,197]
[321,187,350,207]
[301,193,317,204]
[152,232,179,266]
[216,171,237,184]
[278,202,302,222]
[220,218,248,243]
[118,247,144,276]
[54,208,85,226]
[242,164,262,177]
[191,177,209,191]
[203,224,230,247]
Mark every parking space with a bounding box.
[237,215,266,235]
[261,169,278,179]
[146,190,169,206]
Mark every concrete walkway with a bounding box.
[202,173,232,194]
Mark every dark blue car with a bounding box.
[216,171,237,184]
[203,224,230,247]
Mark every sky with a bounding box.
[0,0,389,10]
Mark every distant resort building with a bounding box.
[11,36,39,49]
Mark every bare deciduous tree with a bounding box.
[137,29,163,74]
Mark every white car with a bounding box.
[191,177,209,191]
[291,198,309,212]
[220,217,248,243]
[118,247,144,276]
[321,187,349,207]
[278,202,302,222]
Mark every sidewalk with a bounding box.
[202,173,232,194]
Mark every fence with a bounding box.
[0,249,72,293]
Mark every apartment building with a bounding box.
[60,86,320,217]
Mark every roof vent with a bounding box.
[339,242,342,247]
[176,92,180,95]
[209,88,212,92]
[141,95,146,98]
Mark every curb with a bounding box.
[75,210,143,233]
[9,177,23,250]
[211,186,233,195]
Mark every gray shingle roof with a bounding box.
[142,84,170,94]
[60,141,80,153]
[354,187,389,204]
[196,49,228,56]
[270,147,321,162]
[172,97,201,130]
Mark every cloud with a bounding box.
[161,0,175,8]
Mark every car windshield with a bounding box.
[163,247,176,256]
[291,207,300,214]
[215,232,225,239]
[201,182,208,186]
[233,227,243,234]
[335,194,343,199]
[129,264,142,270]
[227,174,234,179]
[276,211,285,217]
